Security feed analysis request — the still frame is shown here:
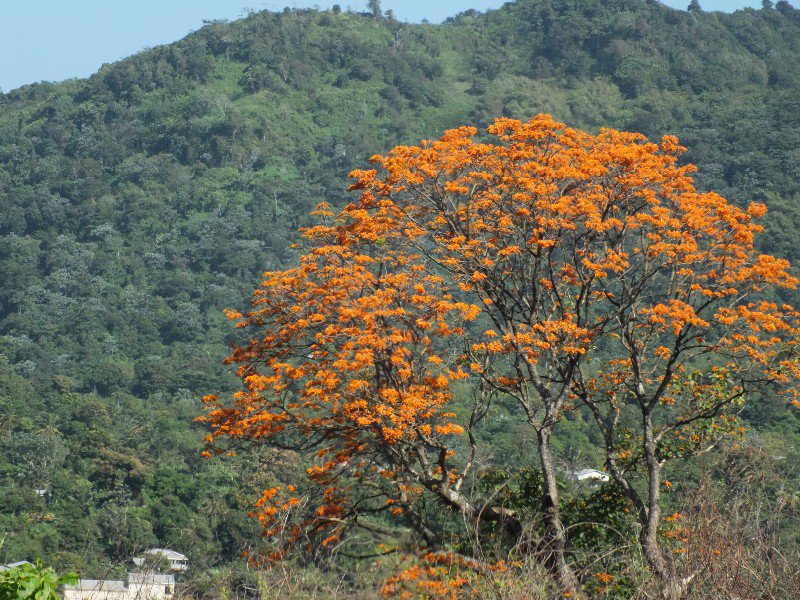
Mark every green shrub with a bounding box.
[0,561,76,600]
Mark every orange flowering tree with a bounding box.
[201,115,800,599]
[349,115,800,599]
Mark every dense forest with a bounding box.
[1,0,800,597]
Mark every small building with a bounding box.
[0,561,32,572]
[61,549,184,600]
[133,549,188,573]
[61,579,128,600]
[571,468,610,483]
[61,572,175,600]
[129,573,176,597]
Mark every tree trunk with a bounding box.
[538,427,583,598]
[641,410,687,600]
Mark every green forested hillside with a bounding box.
[1,0,800,595]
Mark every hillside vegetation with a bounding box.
[1,1,800,596]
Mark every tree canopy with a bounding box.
[202,116,800,599]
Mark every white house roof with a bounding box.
[0,561,31,572]
[573,468,610,482]
[63,579,127,591]
[144,548,187,561]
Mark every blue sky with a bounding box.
[0,0,793,92]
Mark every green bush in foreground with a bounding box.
[0,560,76,600]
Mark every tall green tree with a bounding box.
[367,0,381,18]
